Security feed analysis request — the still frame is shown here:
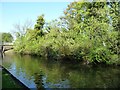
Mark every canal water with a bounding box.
[1,50,120,89]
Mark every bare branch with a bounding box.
[12,19,33,38]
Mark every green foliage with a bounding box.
[14,1,119,65]
[2,33,13,43]
[34,15,45,37]
[34,15,45,30]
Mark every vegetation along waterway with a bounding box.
[1,1,120,89]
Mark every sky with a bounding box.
[0,1,72,33]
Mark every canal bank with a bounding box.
[1,65,30,89]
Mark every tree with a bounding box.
[43,19,65,33]
[62,1,119,64]
[13,1,119,65]
[34,15,45,36]
[2,33,13,43]
[34,15,45,30]
[13,20,33,38]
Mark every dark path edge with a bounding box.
[0,65,30,90]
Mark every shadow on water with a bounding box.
[2,53,120,89]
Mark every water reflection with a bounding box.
[2,52,120,89]
[0,52,4,60]
[0,52,5,66]
[34,71,44,90]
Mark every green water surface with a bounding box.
[1,51,120,89]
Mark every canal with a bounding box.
[1,50,120,89]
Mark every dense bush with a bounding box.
[14,1,119,65]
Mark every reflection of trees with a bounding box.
[3,54,120,88]
[68,66,120,88]
[0,52,4,60]
[11,55,72,87]
[34,70,45,90]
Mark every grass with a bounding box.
[2,67,29,89]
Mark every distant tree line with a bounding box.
[1,33,13,43]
